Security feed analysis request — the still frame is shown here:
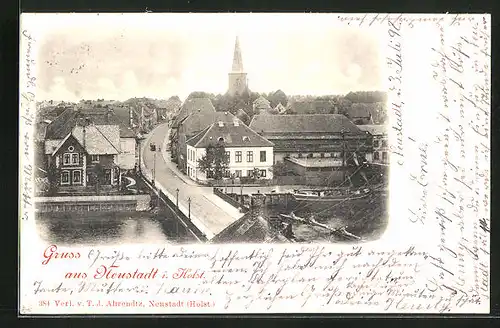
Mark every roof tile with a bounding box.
[187,120,274,148]
[249,114,362,134]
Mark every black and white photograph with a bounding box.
[20,13,491,315]
[32,15,390,245]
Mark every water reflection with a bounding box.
[36,211,197,246]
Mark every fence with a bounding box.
[138,174,208,242]
[213,188,250,213]
[35,194,151,213]
[272,175,305,185]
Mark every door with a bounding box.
[104,169,112,185]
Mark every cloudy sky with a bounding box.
[24,14,385,102]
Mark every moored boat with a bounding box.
[291,187,371,203]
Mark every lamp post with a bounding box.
[175,188,179,209]
[152,148,156,187]
[136,136,142,174]
[188,197,191,220]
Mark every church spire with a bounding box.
[231,36,244,72]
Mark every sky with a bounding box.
[23,13,385,102]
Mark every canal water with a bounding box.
[35,210,198,246]
[264,190,389,243]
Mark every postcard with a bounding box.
[19,13,490,314]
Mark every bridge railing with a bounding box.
[213,188,250,213]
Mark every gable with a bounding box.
[53,134,86,156]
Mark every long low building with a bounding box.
[249,114,372,163]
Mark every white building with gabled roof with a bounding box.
[185,119,274,182]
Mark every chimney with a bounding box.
[218,121,224,127]
[233,120,240,127]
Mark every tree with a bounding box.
[197,143,229,180]
[268,89,288,108]
[168,95,181,103]
[91,163,106,195]
[344,91,387,103]
[337,97,353,117]
[270,161,288,176]
[186,91,214,100]
[47,163,60,195]
[250,167,261,181]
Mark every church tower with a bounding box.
[228,36,249,96]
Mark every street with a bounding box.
[141,123,245,239]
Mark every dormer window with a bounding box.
[242,136,249,142]
[218,121,224,127]
[218,137,224,143]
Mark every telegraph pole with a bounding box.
[188,197,191,220]
[240,184,243,205]
[341,129,346,184]
[176,188,179,209]
[152,148,156,187]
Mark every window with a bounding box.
[260,151,266,162]
[71,154,79,165]
[91,155,100,163]
[224,170,230,178]
[320,153,325,158]
[73,170,81,184]
[373,140,380,148]
[235,170,242,177]
[374,152,380,160]
[247,170,253,177]
[382,140,388,148]
[332,152,340,158]
[307,153,313,158]
[63,154,71,165]
[61,171,70,185]
[68,146,74,152]
[382,152,388,161]
[63,152,80,165]
[247,151,253,162]
[298,153,303,158]
[260,170,266,178]
[235,151,242,163]
[225,151,230,161]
